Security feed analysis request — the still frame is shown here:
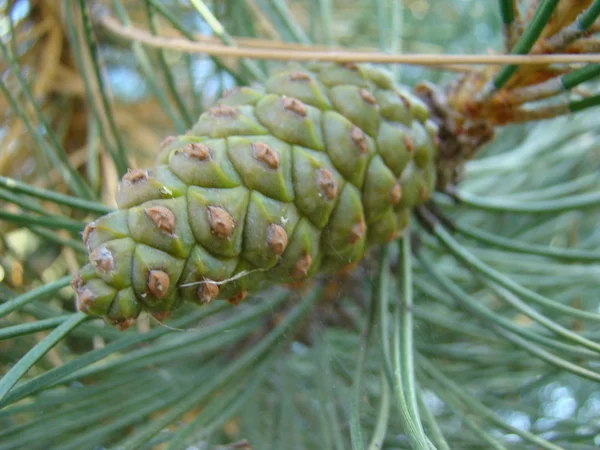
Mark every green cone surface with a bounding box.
[72,63,439,328]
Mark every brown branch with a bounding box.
[505,78,564,105]
[491,102,570,125]
[97,14,600,67]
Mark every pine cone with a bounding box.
[72,63,439,329]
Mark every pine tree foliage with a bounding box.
[0,1,599,449]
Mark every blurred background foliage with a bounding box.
[0,0,599,449]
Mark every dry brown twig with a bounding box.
[97,14,600,67]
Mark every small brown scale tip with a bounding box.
[398,93,411,109]
[282,96,307,117]
[419,186,429,202]
[90,246,114,272]
[349,220,366,244]
[147,270,170,298]
[289,71,311,81]
[207,206,234,239]
[145,206,176,235]
[221,87,239,99]
[71,274,83,291]
[252,142,279,169]
[151,311,171,322]
[386,230,401,243]
[350,126,368,154]
[228,291,247,306]
[403,135,414,152]
[112,319,135,331]
[160,135,176,149]
[390,183,402,205]
[209,104,238,117]
[197,281,219,304]
[292,252,312,278]
[339,260,359,275]
[359,88,377,106]
[268,224,288,255]
[82,222,95,248]
[75,288,94,313]
[317,168,338,200]
[123,168,148,184]
[183,142,211,161]
[342,62,359,71]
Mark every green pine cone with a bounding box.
[72,62,439,329]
